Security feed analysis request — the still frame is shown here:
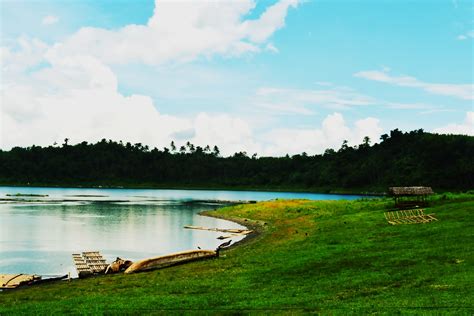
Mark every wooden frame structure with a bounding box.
[72,251,108,278]
[388,186,434,209]
[384,209,437,225]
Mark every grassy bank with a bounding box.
[1,194,473,313]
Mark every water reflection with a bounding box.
[0,201,245,276]
[0,186,368,277]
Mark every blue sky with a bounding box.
[1,0,473,155]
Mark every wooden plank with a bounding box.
[184,225,252,235]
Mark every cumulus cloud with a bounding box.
[0,38,257,155]
[260,113,383,156]
[433,112,474,136]
[0,42,382,156]
[47,0,298,65]
[0,0,386,157]
[1,52,185,148]
[191,113,262,156]
[1,0,302,155]
[354,69,474,100]
[42,15,59,25]
[0,36,386,156]
[1,37,49,74]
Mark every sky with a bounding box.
[1,0,473,156]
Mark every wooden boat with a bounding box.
[1,274,68,290]
[1,274,41,289]
[124,249,217,274]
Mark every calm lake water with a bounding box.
[0,186,365,277]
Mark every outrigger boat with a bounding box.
[124,241,232,274]
[1,274,67,290]
[72,242,233,277]
[124,249,217,274]
[1,274,41,289]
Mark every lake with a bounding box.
[0,186,365,277]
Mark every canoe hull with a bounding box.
[124,249,217,274]
[1,274,41,289]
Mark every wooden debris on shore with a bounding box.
[184,225,252,235]
[184,225,252,240]
[72,251,108,278]
[384,209,438,225]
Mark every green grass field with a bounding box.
[1,194,473,314]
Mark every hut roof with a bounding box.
[388,186,434,196]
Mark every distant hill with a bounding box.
[0,129,472,192]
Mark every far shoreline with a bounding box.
[0,183,385,197]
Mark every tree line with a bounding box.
[0,129,472,192]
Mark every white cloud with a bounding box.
[0,0,386,157]
[253,86,375,115]
[457,30,474,40]
[1,41,384,156]
[433,112,474,136]
[265,43,279,53]
[1,37,49,74]
[1,39,189,149]
[354,69,474,100]
[191,113,261,156]
[384,102,438,110]
[260,113,383,156]
[42,15,59,25]
[241,0,298,43]
[46,0,298,65]
[0,41,258,156]
[1,43,383,156]
[1,0,302,155]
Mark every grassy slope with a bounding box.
[0,194,473,314]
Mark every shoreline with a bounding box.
[0,203,261,285]
[200,209,266,252]
[0,183,385,196]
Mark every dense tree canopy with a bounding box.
[0,130,472,192]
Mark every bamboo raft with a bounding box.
[72,251,108,278]
[384,209,438,225]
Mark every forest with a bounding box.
[0,129,472,192]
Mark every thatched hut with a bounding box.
[388,186,433,208]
